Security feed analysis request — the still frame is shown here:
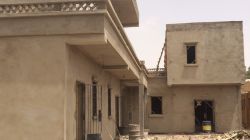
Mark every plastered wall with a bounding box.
[0,38,122,140]
[0,37,66,140]
[66,46,121,140]
[146,77,242,133]
[121,86,139,127]
[166,21,245,85]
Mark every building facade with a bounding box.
[0,0,246,139]
[0,0,148,140]
[146,21,245,133]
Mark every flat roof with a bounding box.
[166,21,243,32]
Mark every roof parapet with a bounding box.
[147,68,167,78]
[166,21,243,32]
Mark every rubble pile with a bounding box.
[217,130,250,140]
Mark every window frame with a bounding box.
[150,96,163,115]
[184,42,198,65]
[92,81,98,118]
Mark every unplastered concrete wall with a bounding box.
[0,37,66,140]
[146,78,242,133]
[166,21,245,85]
[66,46,121,140]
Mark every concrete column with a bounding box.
[139,84,144,137]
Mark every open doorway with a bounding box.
[76,81,86,140]
[194,100,215,132]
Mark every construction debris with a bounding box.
[120,134,220,140]
[216,130,250,140]
[119,130,250,140]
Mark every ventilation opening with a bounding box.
[194,100,214,132]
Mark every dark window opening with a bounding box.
[108,88,112,117]
[92,81,97,117]
[151,96,162,114]
[186,45,196,64]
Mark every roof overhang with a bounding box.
[75,43,138,80]
[0,0,146,82]
[110,0,139,27]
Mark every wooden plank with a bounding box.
[248,92,250,129]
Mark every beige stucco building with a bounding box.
[0,0,246,139]
[146,21,245,133]
[0,0,148,140]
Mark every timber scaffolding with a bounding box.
[146,68,166,78]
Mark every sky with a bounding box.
[125,0,250,69]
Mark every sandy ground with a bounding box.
[120,134,222,140]
[146,134,221,140]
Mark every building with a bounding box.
[146,21,245,133]
[242,81,250,129]
[0,0,148,140]
[0,0,246,139]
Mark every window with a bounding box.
[186,44,196,64]
[92,81,97,117]
[151,96,162,114]
[108,88,112,117]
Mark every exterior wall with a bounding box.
[0,15,105,37]
[146,78,242,133]
[0,37,123,140]
[66,46,121,140]
[166,21,245,85]
[0,37,66,140]
[121,87,139,127]
[0,1,143,140]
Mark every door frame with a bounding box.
[194,99,215,132]
[76,81,86,140]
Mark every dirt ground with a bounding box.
[119,130,250,140]
[120,134,222,140]
[146,134,221,140]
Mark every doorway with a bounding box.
[76,81,86,140]
[194,100,215,132]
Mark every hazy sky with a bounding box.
[125,0,250,69]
